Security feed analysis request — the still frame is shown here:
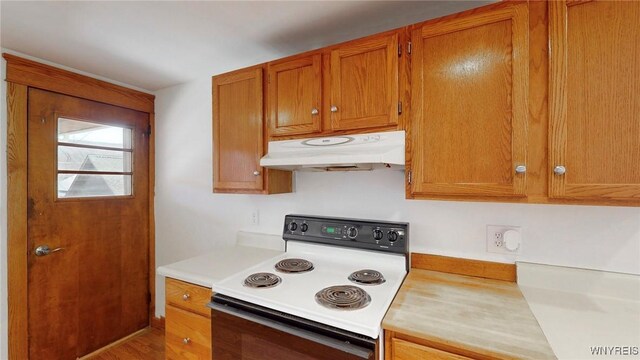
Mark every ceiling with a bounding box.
[1,1,491,92]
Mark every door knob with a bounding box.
[311,108,319,115]
[330,105,339,113]
[34,245,65,257]
[253,171,261,176]
[515,165,527,174]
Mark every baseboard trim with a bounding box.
[150,316,165,330]
[78,328,147,359]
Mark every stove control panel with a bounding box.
[283,214,409,255]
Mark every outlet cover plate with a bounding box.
[486,225,522,255]
[250,210,259,226]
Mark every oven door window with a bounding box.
[212,306,375,360]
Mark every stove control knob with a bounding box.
[300,223,309,233]
[373,229,384,240]
[347,227,358,239]
[287,222,298,232]
[388,231,399,242]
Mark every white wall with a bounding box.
[154,78,640,317]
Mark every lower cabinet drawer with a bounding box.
[166,304,212,360]
[392,338,471,360]
[166,278,212,318]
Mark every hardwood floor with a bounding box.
[84,328,165,360]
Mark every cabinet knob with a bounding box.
[253,170,261,176]
[183,337,191,345]
[553,165,566,175]
[515,165,527,174]
[182,293,190,301]
[311,108,319,115]
[330,105,339,113]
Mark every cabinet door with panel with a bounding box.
[329,33,399,131]
[268,54,322,137]
[549,0,640,202]
[213,67,265,193]
[409,2,529,198]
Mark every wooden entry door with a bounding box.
[27,89,150,359]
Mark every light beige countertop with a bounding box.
[157,232,284,288]
[383,269,556,359]
[518,263,640,360]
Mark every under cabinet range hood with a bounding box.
[260,131,405,171]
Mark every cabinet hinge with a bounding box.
[398,101,403,115]
[407,42,412,55]
[145,124,152,137]
[408,170,412,185]
[268,74,271,84]
[398,43,402,57]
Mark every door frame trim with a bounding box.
[4,53,156,360]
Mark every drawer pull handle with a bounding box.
[183,337,191,345]
[554,165,566,175]
[182,293,190,301]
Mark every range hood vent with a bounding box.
[260,131,405,172]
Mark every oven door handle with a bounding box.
[209,302,375,359]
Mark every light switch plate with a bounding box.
[487,225,522,255]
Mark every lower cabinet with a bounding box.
[389,338,471,360]
[386,333,474,360]
[165,278,212,359]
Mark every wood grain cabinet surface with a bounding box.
[549,0,640,202]
[329,33,399,131]
[165,278,212,360]
[211,0,639,205]
[268,54,323,137]
[389,338,472,360]
[212,66,292,194]
[409,1,529,198]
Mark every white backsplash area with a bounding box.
[153,77,640,318]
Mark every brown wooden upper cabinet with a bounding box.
[409,2,529,198]
[213,67,291,194]
[268,54,323,137]
[329,33,399,131]
[548,0,640,202]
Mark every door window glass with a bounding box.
[57,118,133,198]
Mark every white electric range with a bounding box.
[209,215,409,360]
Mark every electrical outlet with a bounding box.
[250,210,259,226]
[487,225,522,255]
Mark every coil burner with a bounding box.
[315,285,371,310]
[275,258,314,274]
[348,269,386,285]
[243,272,282,288]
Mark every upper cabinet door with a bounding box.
[549,1,640,201]
[410,3,529,198]
[329,33,399,131]
[268,54,322,137]
[213,67,264,192]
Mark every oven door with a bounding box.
[209,295,376,360]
